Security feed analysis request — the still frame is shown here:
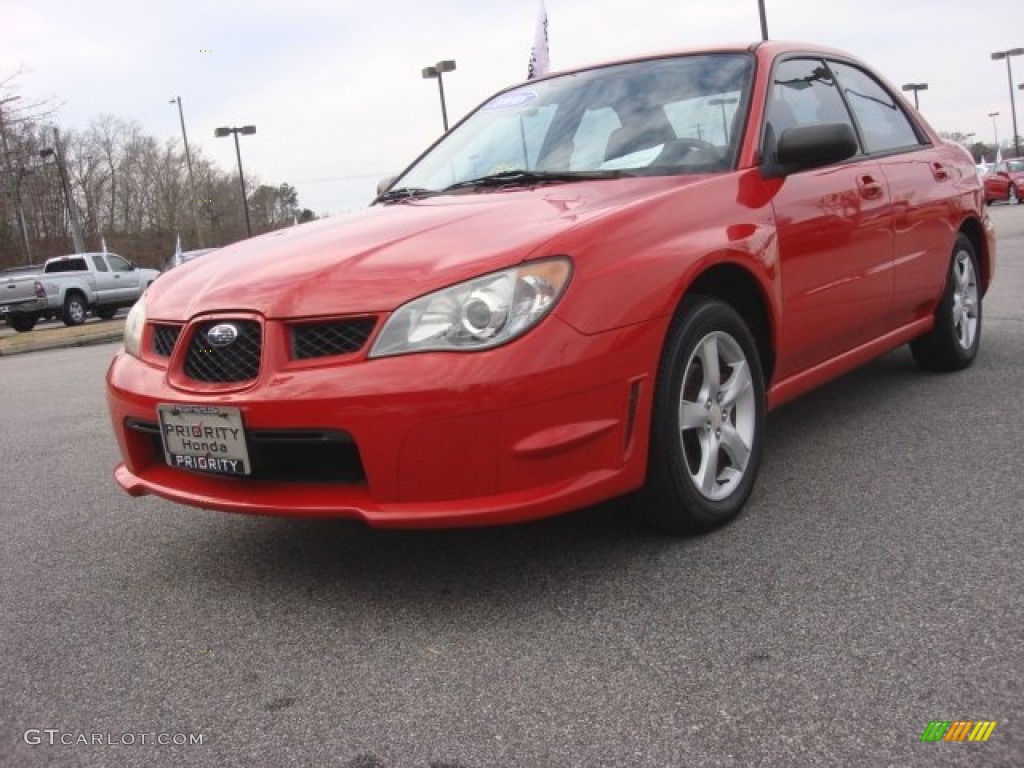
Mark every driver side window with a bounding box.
[764,58,857,158]
[107,254,132,272]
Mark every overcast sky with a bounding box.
[2,0,1021,217]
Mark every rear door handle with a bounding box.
[857,174,884,200]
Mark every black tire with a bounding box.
[637,296,766,534]
[8,313,38,332]
[62,292,87,326]
[96,307,117,320]
[910,233,982,372]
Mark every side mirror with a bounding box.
[377,175,398,196]
[761,123,859,179]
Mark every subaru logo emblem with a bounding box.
[206,323,239,348]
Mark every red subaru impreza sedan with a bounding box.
[107,41,995,532]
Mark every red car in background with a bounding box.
[107,41,994,533]
[983,158,1023,205]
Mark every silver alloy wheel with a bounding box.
[951,248,979,350]
[68,298,85,324]
[678,331,756,501]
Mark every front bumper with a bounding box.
[107,313,665,527]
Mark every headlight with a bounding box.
[369,257,572,357]
[123,295,147,359]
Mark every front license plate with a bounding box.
[157,404,251,476]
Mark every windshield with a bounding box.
[393,53,754,194]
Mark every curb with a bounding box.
[0,324,125,357]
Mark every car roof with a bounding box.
[529,40,863,81]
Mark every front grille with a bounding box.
[126,420,366,484]
[151,324,182,357]
[291,317,377,360]
[184,320,262,383]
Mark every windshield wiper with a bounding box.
[442,169,631,192]
[373,186,437,204]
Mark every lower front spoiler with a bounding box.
[114,462,638,529]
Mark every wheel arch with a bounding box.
[957,216,992,294]
[680,263,777,385]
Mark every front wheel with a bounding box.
[910,233,982,371]
[62,293,87,326]
[638,297,766,534]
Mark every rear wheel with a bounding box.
[638,297,766,534]
[8,313,38,332]
[910,233,981,371]
[62,292,87,326]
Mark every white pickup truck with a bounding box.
[1,252,160,332]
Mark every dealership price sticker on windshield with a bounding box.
[157,404,251,475]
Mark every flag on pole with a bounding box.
[527,1,550,80]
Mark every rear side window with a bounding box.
[93,256,109,272]
[828,61,922,154]
[44,258,87,273]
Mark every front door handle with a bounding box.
[857,175,884,200]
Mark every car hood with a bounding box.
[147,177,701,320]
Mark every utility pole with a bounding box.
[170,96,204,247]
[41,127,85,254]
[0,96,32,263]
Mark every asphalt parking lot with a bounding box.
[1,205,1021,767]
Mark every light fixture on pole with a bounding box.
[991,48,1023,158]
[901,83,928,110]
[39,128,85,254]
[421,60,456,132]
[214,125,256,238]
[170,96,203,247]
[988,111,1000,150]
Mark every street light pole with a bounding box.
[901,83,928,109]
[40,128,85,254]
[991,48,1023,158]
[170,96,204,247]
[757,0,768,41]
[708,97,737,143]
[214,125,255,238]
[988,111,1000,151]
[422,60,457,132]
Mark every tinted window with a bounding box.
[828,61,921,154]
[45,258,87,273]
[93,255,109,272]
